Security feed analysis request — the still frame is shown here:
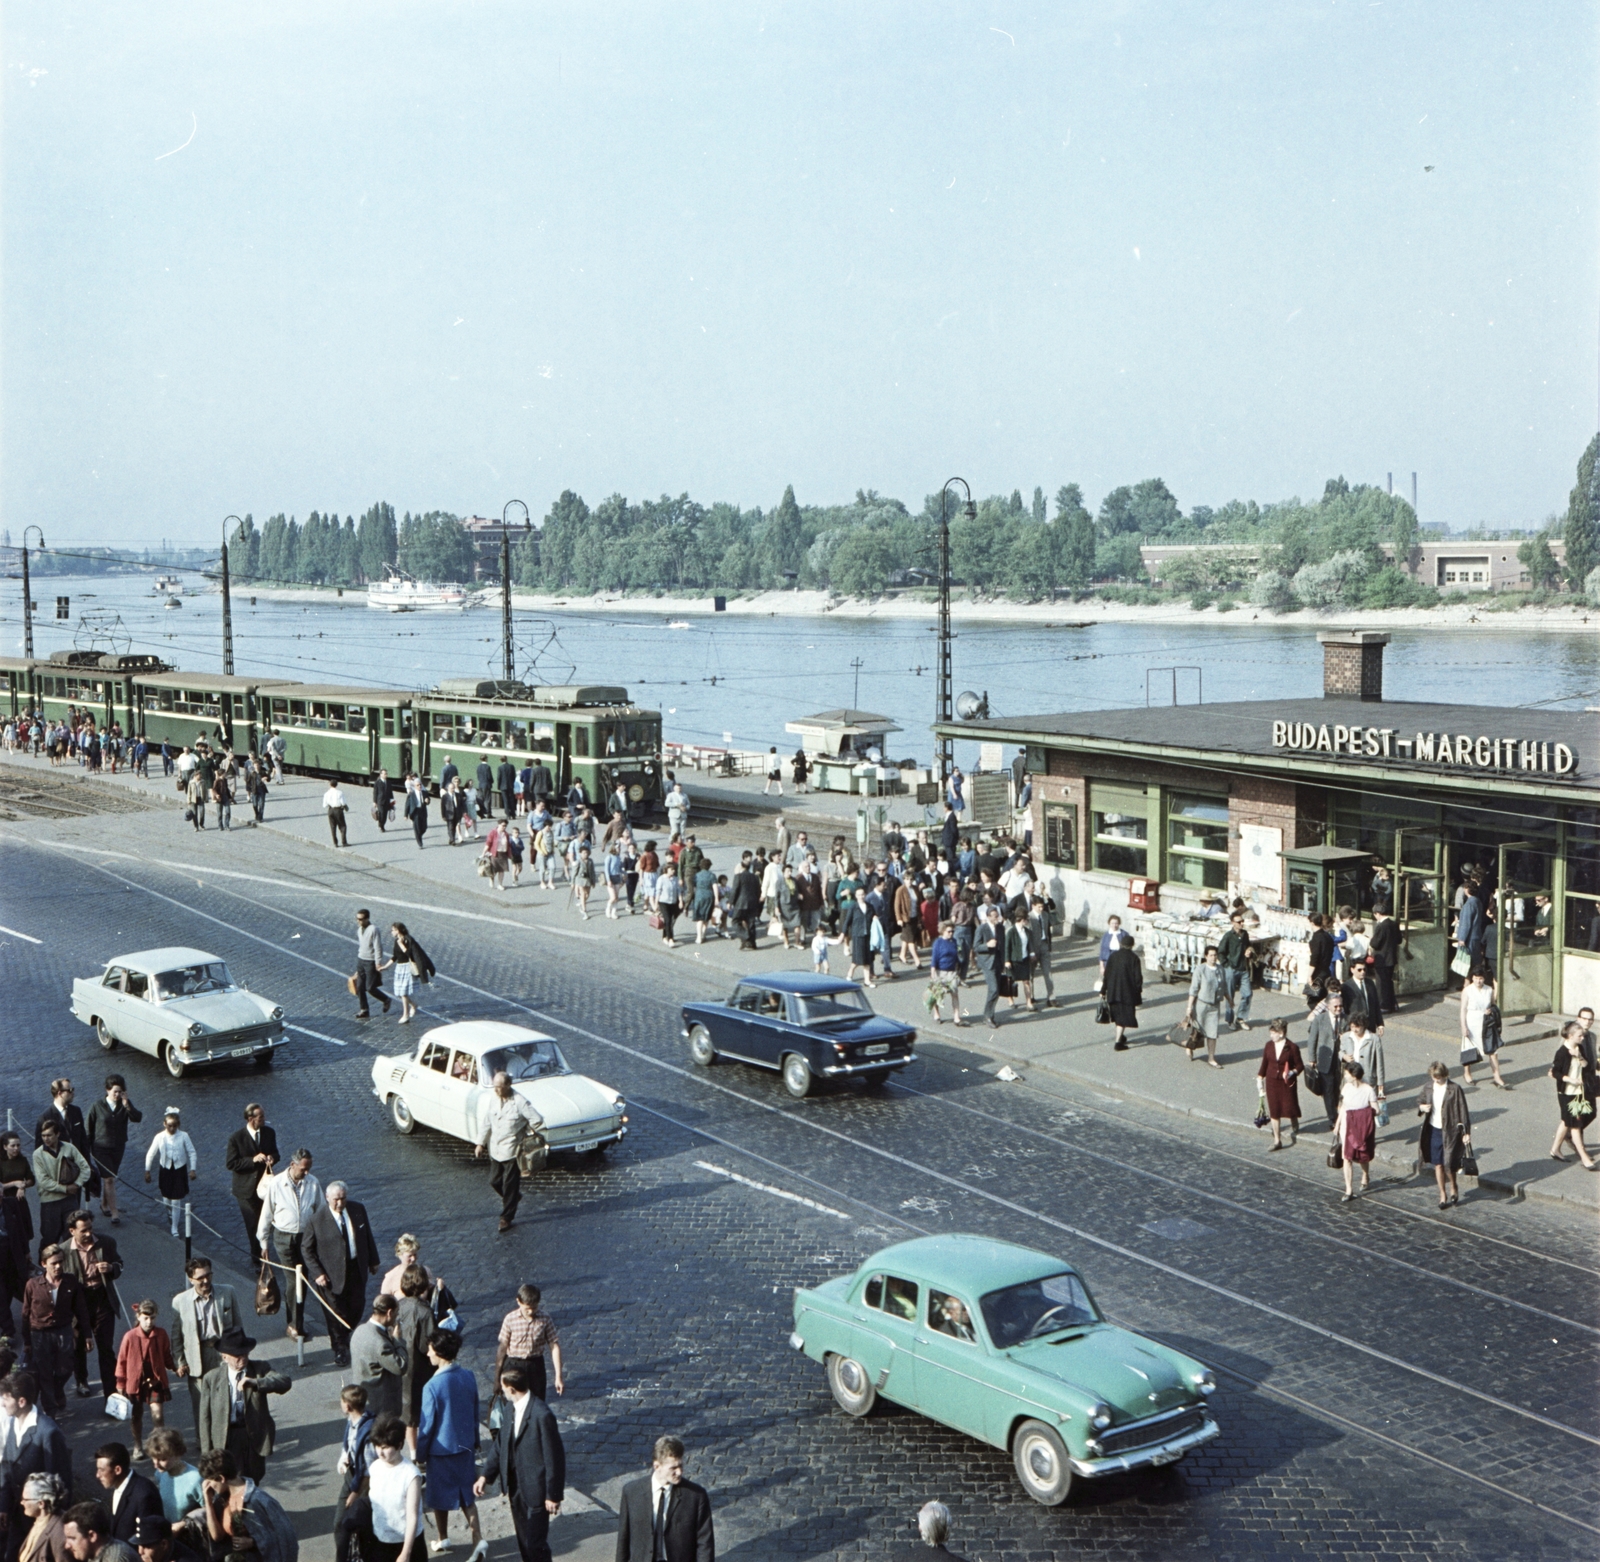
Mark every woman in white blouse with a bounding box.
[1333,1061,1380,1200]
[363,1415,424,1562]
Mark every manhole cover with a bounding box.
[1140,1217,1214,1242]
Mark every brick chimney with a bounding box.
[1317,631,1389,701]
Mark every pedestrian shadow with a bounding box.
[718,1509,873,1557]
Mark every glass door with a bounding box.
[1394,828,1447,996]
[1496,840,1553,1015]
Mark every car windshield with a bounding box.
[481,1042,568,1083]
[792,990,873,1026]
[980,1272,1099,1348]
[152,963,234,1001]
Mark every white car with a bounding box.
[69,947,287,1079]
[370,1021,629,1155]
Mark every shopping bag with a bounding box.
[1450,946,1472,977]
[255,1263,282,1316]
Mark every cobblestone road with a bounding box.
[3,814,1597,1561]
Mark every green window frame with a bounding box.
[1090,783,1148,877]
[1167,791,1230,890]
[1042,802,1078,867]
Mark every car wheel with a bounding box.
[782,1054,813,1098]
[95,1018,117,1052]
[162,1043,187,1081]
[687,1024,717,1067]
[1012,1419,1073,1506]
[390,1095,417,1135]
[826,1353,876,1417]
[253,1051,274,1068]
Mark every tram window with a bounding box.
[479,718,502,735]
[383,710,395,737]
[507,720,529,751]
[598,723,618,757]
[400,711,414,738]
[269,698,288,719]
[575,727,589,757]
[158,690,174,712]
[344,706,365,733]
[290,700,307,726]
[533,722,555,755]
[310,702,329,730]
[432,712,455,741]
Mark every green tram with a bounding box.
[2,655,663,815]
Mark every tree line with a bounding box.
[217,441,1595,606]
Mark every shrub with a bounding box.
[1586,566,1600,607]
[1250,569,1296,612]
[1291,549,1372,608]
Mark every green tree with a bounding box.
[397,511,472,581]
[1098,478,1181,538]
[1032,486,1046,524]
[1094,533,1145,581]
[1055,484,1096,586]
[765,484,804,582]
[357,502,398,582]
[1518,533,1562,591]
[227,515,259,578]
[528,492,589,587]
[1565,434,1600,589]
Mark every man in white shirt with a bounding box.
[323,783,349,848]
[256,1151,322,1340]
[665,783,688,841]
[474,1365,563,1562]
[473,1073,543,1233]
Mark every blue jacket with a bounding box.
[1454,893,1486,955]
[416,1362,480,1460]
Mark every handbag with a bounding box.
[370,805,379,821]
[1326,1143,1343,1169]
[182,808,194,823]
[1303,1061,1324,1096]
[347,974,360,996]
[1376,1098,1390,1128]
[1461,1152,1480,1177]
[104,1392,133,1422]
[1253,1092,1270,1130]
[647,912,664,931]
[255,1262,282,1316]
[1094,999,1112,1026]
[1459,1039,1482,1067]
[1450,946,1473,977]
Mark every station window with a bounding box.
[1167,792,1230,890]
[1090,783,1148,877]
[1041,802,1078,867]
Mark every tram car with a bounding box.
[256,682,419,781]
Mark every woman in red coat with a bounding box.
[1257,1017,1304,1151]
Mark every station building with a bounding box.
[935,632,1599,1016]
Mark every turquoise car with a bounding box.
[790,1234,1219,1505]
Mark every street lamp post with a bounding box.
[935,479,975,788]
[501,501,530,684]
[221,516,242,677]
[20,526,45,659]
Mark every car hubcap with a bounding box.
[839,1360,863,1395]
[1026,1438,1056,1483]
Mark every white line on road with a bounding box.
[285,1024,348,1047]
[693,1159,851,1220]
[0,923,42,944]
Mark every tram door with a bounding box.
[556,724,572,793]
[1495,839,1554,1015]
[368,709,382,776]
[1394,828,1447,997]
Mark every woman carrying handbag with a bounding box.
[1256,1018,1303,1151]
[1185,946,1228,1069]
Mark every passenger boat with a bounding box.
[366,569,468,612]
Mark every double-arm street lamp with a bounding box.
[935,479,976,787]
[501,501,530,683]
[20,526,46,658]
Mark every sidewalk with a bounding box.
[6,751,1595,1211]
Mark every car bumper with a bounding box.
[820,1054,917,1077]
[1071,1414,1219,1477]
[181,1032,286,1066]
[545,1124,628,1153]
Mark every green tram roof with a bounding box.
[130,669,265,693]
[256,681,415,705]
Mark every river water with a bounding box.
[11,574,1599,768]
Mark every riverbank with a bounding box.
[228,582,1600,634]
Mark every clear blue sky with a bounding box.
[3,1,1595,544]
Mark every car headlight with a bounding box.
[613,1097,626,1116]
[271,1006,285,1020]
[188,1022,205,1039]
[1090,1404,1112,1430]
[1195,1370,1217,1397]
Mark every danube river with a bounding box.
[8,574,1598,766]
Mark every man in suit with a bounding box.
[972,904,1005,1030]
[301,1181,379,1368]
[223,1105,279,1268]
[614,1435,714,1562]
[474,1365,563,1562]
[92,1443,164,1543]
[0,1370,73,1562]
[496,757,518,820]
[1366,908,1400,1014]
[1306,989,1348,1131]
[169,1258,241,1442]
[728,855,762,950]
[1342,958,1387,1037]
[347,1296,406,1420]
[195,1328,290,1482]
[61,1213,121,1400]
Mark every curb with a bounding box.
[911,1023,1600,1215]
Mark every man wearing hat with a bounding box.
[133,1512,203,1562]
[195,1327,290,1483]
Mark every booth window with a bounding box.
[1167,792,1230,890]
[1042,802,1078,867]
[1090,784,1148,876]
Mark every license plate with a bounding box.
[230,1046,252,1058]
[864,1044,890,1056]
[571,1139,599,1152]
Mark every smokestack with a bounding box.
[1318,631,1390,702]
[1386,472,1392,495]
[1411,472,1418,514]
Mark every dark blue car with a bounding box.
[681,972,918,1097]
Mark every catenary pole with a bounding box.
[935,480,974,787]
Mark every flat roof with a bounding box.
[936,697,1598,800]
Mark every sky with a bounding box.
[3,1,1596,545]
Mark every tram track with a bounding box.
[28,836,1600,1534]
